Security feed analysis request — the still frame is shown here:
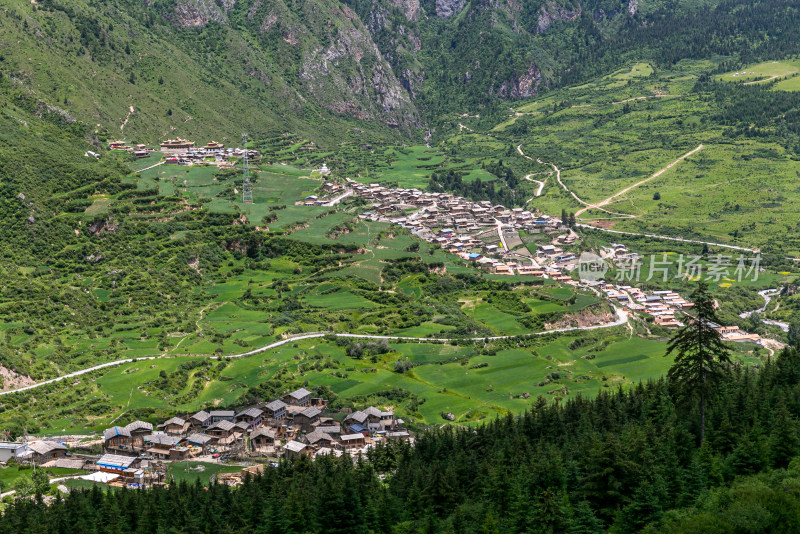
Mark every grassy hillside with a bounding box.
[445,57,800,256]
[0,0,417,146]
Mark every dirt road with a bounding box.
[575,144,704,218]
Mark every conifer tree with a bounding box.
[666,281,731,443]
[768,402,799,468]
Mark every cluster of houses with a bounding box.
[595,282,694,327]
[160,139,259,166]
[99,388,409,464]
[108,138,258,167]
[595,280,760,341]
[108,140,153,159]
[305,178,582,279]
[0,388,411,488]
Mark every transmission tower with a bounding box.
[241,133,253,204]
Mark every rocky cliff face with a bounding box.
[297,6,420,129]
[350,0,426,98]
[172,0,231,27]
[388,0,422,21]
[169,0,421,132]
[536,1,582,33]
[495,64,543,99]
[435,0,467,18]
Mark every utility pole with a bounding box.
[242,133,253,204]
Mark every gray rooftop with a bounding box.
[264,400,287,412]
[26,441,68,455]
[159,417,186,427]
[103,426,131,441]
[144,434,182,447]
[285,440,308,453]
[286,387,311,400]
[184,433,214,445]
[97,454,137,468]
[209,420,236,432]
[298,407,321,419]
[236,407,263,418]
[124,421,153,433]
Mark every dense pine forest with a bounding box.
[3,343,800,533]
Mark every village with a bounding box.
[0,387,410,490]
[302,177,768,346]
[107,138,259,167]
[302,178,586,280]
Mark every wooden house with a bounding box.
[20,441,68,463]
[104,426,134,454]
[284,440,312,459]
[385,431,412,442]
[293,406,321,433]
[340,434,367,450]
[315,425,341,437]
[143,434,182,459]
[304,430,335,449]
[207,420,236,440]
[125,421,153,437]
[157,417,189,436]
[97,454,140,475]
[250,428,278,451]
[235,421,251,434]
[263,400,287,422]
[182,433,217,453]
[189,410,210,429]
[235,407,263,429]
[283,388,312,407]
[344,410,368,430]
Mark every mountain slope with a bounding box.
[0,0,421,145]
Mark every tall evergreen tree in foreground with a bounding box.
[666,281,731,443]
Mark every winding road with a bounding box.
[0,308,629,397]
[517,145,629,217]
[524,173,548,198]
[739,289,790,332]
[516,145,547,199]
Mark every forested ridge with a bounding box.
[5,0,800,141]
[4,346,800,533]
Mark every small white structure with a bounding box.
[317,163,330,175]
[80,471,120,483]
[0,442,26,462]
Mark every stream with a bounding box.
[739,289,790,332]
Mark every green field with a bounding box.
[0,466,85,491]
[718,60,800,87]
[9,323,769,433]
[355,145,497,189]
[167,462,244,486]
[477,58,800,256]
